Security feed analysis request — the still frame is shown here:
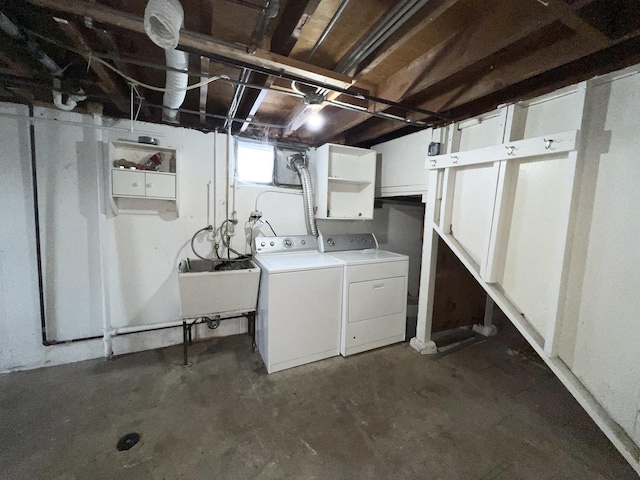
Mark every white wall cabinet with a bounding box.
[108,139,179,214]
[112,170,176,199]
[314,143,376,220]
[373,130,431,197]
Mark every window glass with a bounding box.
[236,141,274,184]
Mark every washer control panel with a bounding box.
[254,235,317,254]
[319,233,378,252]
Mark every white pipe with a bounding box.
[111,319,185,335]
[52,90,77,111]
[52,89,87,111]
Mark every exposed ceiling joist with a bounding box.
[347,25,640,145]
[354,0,460,79]
[234,0,322,134]
[3,0,638,147]
[24,0,354,90]
[55,20,129,113]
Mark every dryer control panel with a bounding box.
[319,233,378,252]
[254,235,318,254]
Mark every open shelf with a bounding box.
[108,140,179,215]
[315,143,377,220]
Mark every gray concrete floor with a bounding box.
[0,317,636,480]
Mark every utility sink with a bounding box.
[178,258,260,319]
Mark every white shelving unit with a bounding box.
[108,139,179,215]
[314,143,376,220]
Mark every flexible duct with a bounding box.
[289,154,318,237]
[144,0,188,123]
[162,49,188,122]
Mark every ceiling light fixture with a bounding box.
[304,91,326,132]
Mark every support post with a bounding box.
[473,295,498,337]
[410,169,439,355]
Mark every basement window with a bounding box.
[236,140,275,184]
[236,140,307,187]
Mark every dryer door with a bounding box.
[348,275,406,323]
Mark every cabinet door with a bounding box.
[145,172,176,199]
[112,170,145,196]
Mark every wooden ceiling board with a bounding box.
[288,0,345,62]
[289,0,390,69]
[371,0,557,106]
[356,1,465,86]
[3,0,638,146]
[252,89,301,120]
[210,2,261,45]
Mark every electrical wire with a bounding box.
[90,54,230,93]
[264,220,277,236]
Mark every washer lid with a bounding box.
[324,249,408,265]
[254,252,342,273]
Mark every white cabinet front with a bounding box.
[145,172,175,198]
[112,170,176,199]
[112,170,146,196]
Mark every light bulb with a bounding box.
[306,109,325,131]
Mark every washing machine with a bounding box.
[253,235,343,373]
[319,233,409,356]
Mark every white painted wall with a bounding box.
[558,68,640,445]
[0,105,104,371]
[373,129,429,197]
[371,202,424,298]
[0,110,248,371]
[406,63,640,464]
[1,104,420,373]
[500,154,576,337]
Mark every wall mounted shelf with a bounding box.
[108,139,179,215]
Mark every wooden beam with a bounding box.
[283,0,457,137]
[55,20,129,112]
[314,106,368,145]
[236,0,322,133]
[25,0,354,90]
[91,28,153,118]
[199,56,210,125]
[545,0,610,48]
[270,0,321,55]
[197,0,213,125]
[345,31,640,146]
[376,5,559,107]
[0,50,36,78]
[339,0,623,145]
[356,0,460,78]
[405,22,627,118]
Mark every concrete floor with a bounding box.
[0,318,636,480]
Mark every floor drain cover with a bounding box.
[117,433,140,451]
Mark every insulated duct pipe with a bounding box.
[288,153,318,237]
[144,0,189,123]
[163,48,188,122]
